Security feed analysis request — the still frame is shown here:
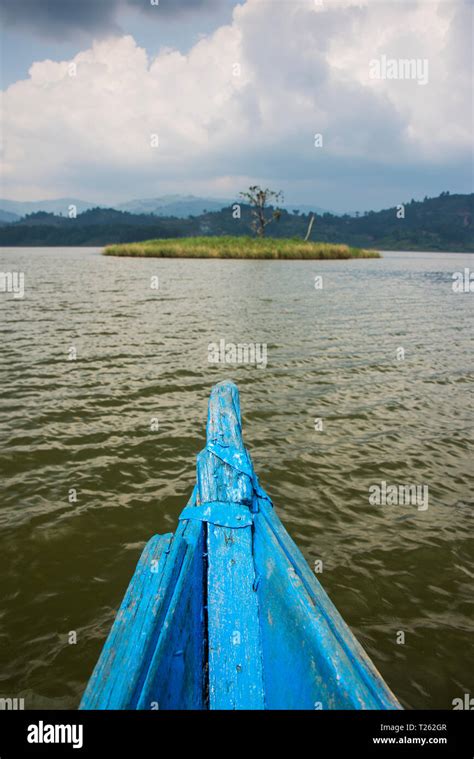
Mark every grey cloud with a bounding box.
[0,0,119,38]
[126,0,220,17]
[0,0,219,39]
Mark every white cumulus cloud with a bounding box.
[0,0,471,204]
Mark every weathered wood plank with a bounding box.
[80,493,207,710]
[199,381,265,709]
[207,523,264,709]
[254,498,401,709]
[135,518,206,710]
[80,533,174,709]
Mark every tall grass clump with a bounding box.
[104,236,380,259]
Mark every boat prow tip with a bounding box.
[211,379,240,394]
[81,380,402,711]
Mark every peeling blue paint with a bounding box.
[80,381,401,711]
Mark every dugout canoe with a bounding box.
[80,380,401,710]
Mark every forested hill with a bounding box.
[0,193,472,251]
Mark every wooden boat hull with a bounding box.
[80,381,401,710]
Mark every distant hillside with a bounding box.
[0,195,227,220]
[0,193,472,251]
[116,196,330,217]
[0,208,182,246]
[0,209,20,223]
[116,195,231,217]
[0,197,94,218]
[0,194,330,221]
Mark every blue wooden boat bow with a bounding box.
[80,381,401,710]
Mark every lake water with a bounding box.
[0,247,472,709]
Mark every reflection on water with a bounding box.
[0,247,472,708]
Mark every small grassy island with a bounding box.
[103,188,380,259]
[103,236,380,260]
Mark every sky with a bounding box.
[0,0,472,212]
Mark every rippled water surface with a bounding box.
[0,247,473,709]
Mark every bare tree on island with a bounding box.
[239,185,283,237]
